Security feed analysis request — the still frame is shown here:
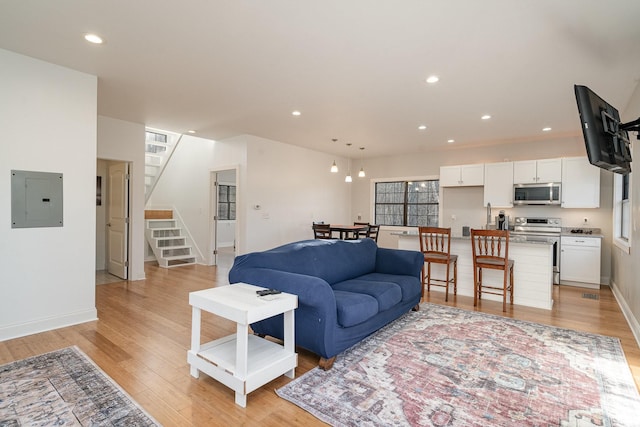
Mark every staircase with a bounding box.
[145,129,182,203]
[145,211,196,268]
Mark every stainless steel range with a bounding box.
[512,217,562,284]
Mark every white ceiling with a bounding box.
[1,1,639,158]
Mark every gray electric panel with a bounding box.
[11,170,63,228]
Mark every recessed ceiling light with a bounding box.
[187,130,196,134]
[542,127,552,132]
[84,33,103,44]
[418,125,427,130]
[426,75,439,84]
[292,110,301,116]
[447,139,455,144]
[481,114,492,120]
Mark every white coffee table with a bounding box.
[187,283,298,407]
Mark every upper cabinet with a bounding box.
[440,164,484,187]
[483,162,514,207]
[561,156,600,208]
[513,158,562,184]
[439,156,600,209]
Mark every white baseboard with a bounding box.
[0,308,98,342]
[610,280,640,349]
[560,280,600,290]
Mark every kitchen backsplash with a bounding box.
[440,186,611,237]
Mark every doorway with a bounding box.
[209,168,238,267]
[96,159,131,282]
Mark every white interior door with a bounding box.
[107,162,129,279]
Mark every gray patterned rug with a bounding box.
[0,346,160,426]
[277,304,640,426]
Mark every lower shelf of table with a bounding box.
[188,334,297,396]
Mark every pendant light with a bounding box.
[330,138,339,173]
[358,147,366,178]
[330,161,338,173]
[345,143,352,182]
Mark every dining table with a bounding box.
[329,224,368,240]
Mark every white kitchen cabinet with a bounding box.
[560,236,601,288]
[440,164,484,187]
[483,162,514,207]
[513,158,562,184]
[561,156,600,208]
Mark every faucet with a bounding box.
[486,202,492,228]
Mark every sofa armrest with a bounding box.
[229,267,339,358]
[375,247,423,278]
[228,267,337,315]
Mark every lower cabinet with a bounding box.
[560,236,601,288]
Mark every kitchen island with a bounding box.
[394,231,554,310]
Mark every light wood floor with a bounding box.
[1,263,639,426]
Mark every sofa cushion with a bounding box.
[357,273,421,303]
[332,279,402,312]
[333,291,378,327]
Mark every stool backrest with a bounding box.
[470,229,510,267]
[418,227,452,259]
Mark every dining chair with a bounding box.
[470,228,514,312]
[366,224,380,242]
[312,223,335,239]
[418,227,457,301]
[352,222,370,239]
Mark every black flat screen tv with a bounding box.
[574,84,632,175]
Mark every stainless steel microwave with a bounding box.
[513,183,561,205]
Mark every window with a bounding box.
[613,172,632,252]
[621,173,630,239]
[218,185,236,220]
[145,131,168,154]
[375,180,439,226]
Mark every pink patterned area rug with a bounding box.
[277,304,640,426]
[0,346,160,426]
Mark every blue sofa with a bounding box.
[228,238,423,369]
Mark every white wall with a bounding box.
[97,116,146,280]
[244,135,351,253]
[149,134,351,258]
[611,81,640,343]
[0,49,97,340]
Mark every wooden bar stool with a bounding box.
[470,229,514,312]
[418,227,458,301]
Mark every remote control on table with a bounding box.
[256,289,282,296]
